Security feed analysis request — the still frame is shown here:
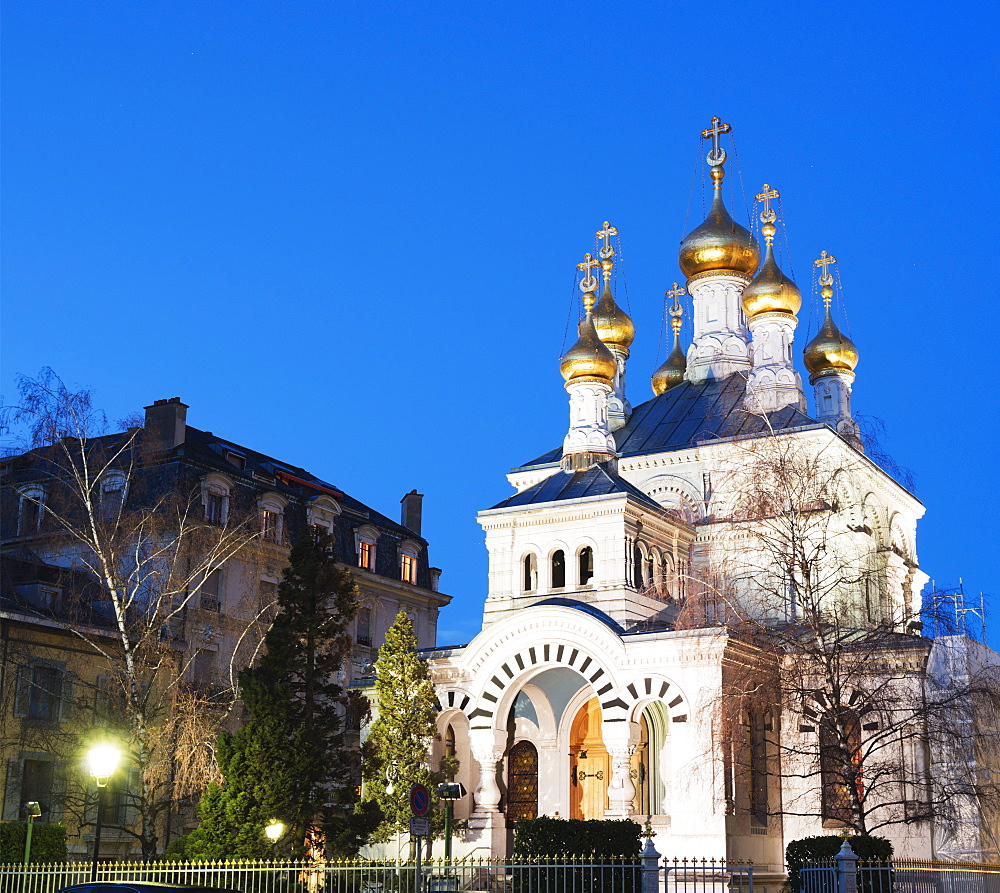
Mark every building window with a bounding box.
[224,450,245,470]
[261,509,280,542]
[820,708,863,825]
[192,650,218,688]
[22,759,54,821]
[200,569,222,612]
[359,540,374,569]
[17,487,44,536]
[646,554,655,588]
[748,712,768,825]
[633,544,644,588]
[201,473,233,525]
[578,547,594,585]
[14,664,69,722]
[258,580,277,612]
[551,550,566,589]
[204,492,224,524]
[522,554,537,592]
[99,776,127,826]
[401,553,417,584]
[356,608,372,646]
[100,473,127,521]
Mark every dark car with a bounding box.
[56,884,239,893]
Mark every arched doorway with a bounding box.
[569,697,607,819]
[506,741,539,823]
[630,702,669,816]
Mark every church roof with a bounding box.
[518,373,820,469]
[488,462,664,511]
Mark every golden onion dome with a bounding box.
[592,279,635,348]
[678,167,761,279]
[560,303,618,383]
[651,338,686,395]
[742,234,802,319]
[803,287,859,376]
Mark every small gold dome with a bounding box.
[651,338,686,395]
[592,281,635,348]
[678,172,761,279]
[742,241,802,318]
[560,310,618,382]
[804,303,859,376]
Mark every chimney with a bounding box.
[144,398,188,451]
[400,489,423,535]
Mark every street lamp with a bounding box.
[264,820,286,842]
[86,743,121,882]
[22,801,41,865]
[436,782,467,861]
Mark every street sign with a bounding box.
[409,782,431,816]
[409,816,430,837]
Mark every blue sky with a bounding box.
[4,1,998,647]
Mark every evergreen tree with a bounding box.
[363,611,445,843]
[186,533,379,858]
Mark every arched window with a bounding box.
[17,486,45,536]
[551,550,566,589]
[748,712,768,825]
[578,547,594,585]
[820,708,863,825]
[522,554,537,592]
[633,544,644,588]
[646,554,655,589]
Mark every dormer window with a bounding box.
[258,492,288,544]
[17,486,45,536]
[401,553,417,584]
[101,472,128,522]
[201,473,234,525]
[223,450,246,470]
[356,525,378,570]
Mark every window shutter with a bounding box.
[3,758,24,821]
[13,665,30,717]
[58,675,74,722]
[50,762,68,822]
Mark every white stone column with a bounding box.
[468,734,507,855]
[745,312,806,412]
[685,272,753,382]
[607,346,631,432]
[605,742,638,818]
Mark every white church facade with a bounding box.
[413,118,998,870]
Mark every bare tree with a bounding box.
[1,369,272,857]
[686,430,1000,849]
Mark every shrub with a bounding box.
[0,821,68,863]
[786,835,893,893]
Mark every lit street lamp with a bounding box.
[86,743,122,882]
[264,820,286,842]
[22,801,41,865]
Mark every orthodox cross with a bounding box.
[666,283,686,331]
[814,250,837,283]
[666,283,686,309]
[577,253,600,298]
[701,116,731,166]
[755,184,779,223]
[596,221,618,260]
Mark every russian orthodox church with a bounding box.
[416,119,997,870]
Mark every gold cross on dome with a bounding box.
[666,282,686,304]
[577,253,600,294]
[755,184,780,223]
[701,116,731,165]
[814,250,837,284]
[596,221,618,260]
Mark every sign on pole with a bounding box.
[409,816,430,837]
[409,783,431,816]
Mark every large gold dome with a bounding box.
[742,241,802,318]
[560,312,618,382]
[804,303,858,376]
[651,339,686,395]
[678,173,761,279]
[592,281,635,348]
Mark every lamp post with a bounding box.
[87,743,121,882]
[264,820,286,851]
[436,782,467,861]
[22,801,41,865]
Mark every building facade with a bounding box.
[0,396,449,856]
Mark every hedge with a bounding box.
[0,821,68,863]
[786,835,893,893]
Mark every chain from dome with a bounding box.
[652,283,688,395]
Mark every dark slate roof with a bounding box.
[519,374,820,469]
[488,463,664,511]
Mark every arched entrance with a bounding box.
[629,702,669,816]
[506,741,538,822]
[569,697,608,819]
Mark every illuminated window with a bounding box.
[578,547,594,585]
[551,550,566,588]
[359,540,374,569]
[401,554,417,584]
[820,708,863,825]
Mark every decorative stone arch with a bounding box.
[888,513,912,561]
[862,493,886,547]
[642,475,703,523]
[796,687,880,735]
[831,470,861,529]
[621,676,689,725]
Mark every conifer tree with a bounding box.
[185,533,378,858]
[363,611,443,843]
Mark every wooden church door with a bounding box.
[506,740,539,823]
[569,697,608,820]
